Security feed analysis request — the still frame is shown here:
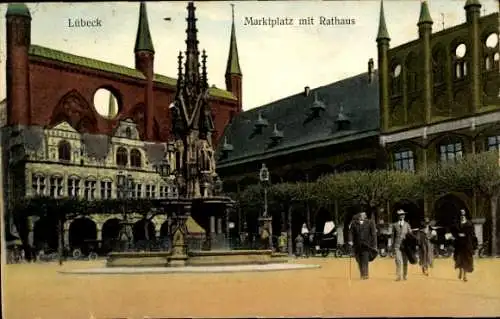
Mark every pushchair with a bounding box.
[318,221,341,257]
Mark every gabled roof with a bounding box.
[217,71,380,165]
[28,45,236,101]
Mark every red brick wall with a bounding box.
[23,57,238,144]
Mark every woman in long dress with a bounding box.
[417,217,435,276]
[451,210,476,282]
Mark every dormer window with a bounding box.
[335,105,351,131]
[58,140,71,162]
[221,136,234,159]
[254,112,269,133]
[125,127,132,139]
[270,123,284,145]
[310,91,326,117]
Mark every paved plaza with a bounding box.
[4,257,500,319]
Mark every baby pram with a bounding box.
[319,221,341,257]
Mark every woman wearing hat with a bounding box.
[451,210,476,282]
[417,217,435,276]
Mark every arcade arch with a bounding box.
[68,217,98,249]
[133,219,156,242]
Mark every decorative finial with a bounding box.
[231,3,235,22]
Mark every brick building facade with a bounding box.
[2,2,243,252]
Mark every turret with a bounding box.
[376,0,390,132]
[134,2,155,140]
[6,3,32,126]
[225,4,243,112]
[418,0,433,123]
[464,0,482,113]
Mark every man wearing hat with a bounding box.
[391,209,414,281]
[348,212,378,280]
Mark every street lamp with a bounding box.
[259,164,270,217]
[259,164,272,250]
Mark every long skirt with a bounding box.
[454,245,474,273]
[418,239,433,268]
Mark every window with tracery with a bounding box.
[32,174,46,196]
[130,149,142,168]
[58,140,71,162]
[116,147,128,167]
[454,43,468,80]
[484,33,499,72]
[49,176,64,198]
[393,150,415,172]
[68,177,81,198]
[100,180,112,199]
[406,53,418,92]
[84,180,97,200]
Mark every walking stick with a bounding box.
[348,247,352,286]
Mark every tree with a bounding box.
[424,151,500,256]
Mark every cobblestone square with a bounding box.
[4,257,500,318]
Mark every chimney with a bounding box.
[304,86,310,96]
[368,58,374,83]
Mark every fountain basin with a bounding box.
[106,250,288,268]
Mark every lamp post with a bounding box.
[259,164,273,250]
[117,173,134,251]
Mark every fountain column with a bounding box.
[169,204,190,267]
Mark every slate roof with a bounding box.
[217,71,380,166]
[28,45,236,100]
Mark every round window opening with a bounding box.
[93,88,119,119]
[494,52,499,62]
[486,33,498,48]
[393,64,401,77]
[455,43,467,58]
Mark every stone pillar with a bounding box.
[472,218,486,246]
[96,224,102,242]
[210,216,216,234]
[63,220,71,250]
[217,218,222,234]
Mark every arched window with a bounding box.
[432,46,445,85]
[390,62,402,95]
[116,147,128,167]
[130,149,142,168]
[484,33,499,73]
[58,140,71,161]
[453,43,468,80]
[393,149,415,172]
[438,137,463,163]
[125,127,132,139]
[405,53,418,92]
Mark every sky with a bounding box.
[0,0,498,112]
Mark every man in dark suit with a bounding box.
[348,212,378,280]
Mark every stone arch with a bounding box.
[391,200,422,228]
[33,216,58,251]
[432,44,446,85]
[51,90,98,133]
[432,193,470,229]
[133,219,156,242]
[405,51,418,92]
[101,218,121,243]
[68,217,98,250]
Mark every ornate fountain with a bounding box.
[106,2,286,268]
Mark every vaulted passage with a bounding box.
[69,218,97,249]
[33,217,58,251]
[433,194,469,228]
[133,219,156,242]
